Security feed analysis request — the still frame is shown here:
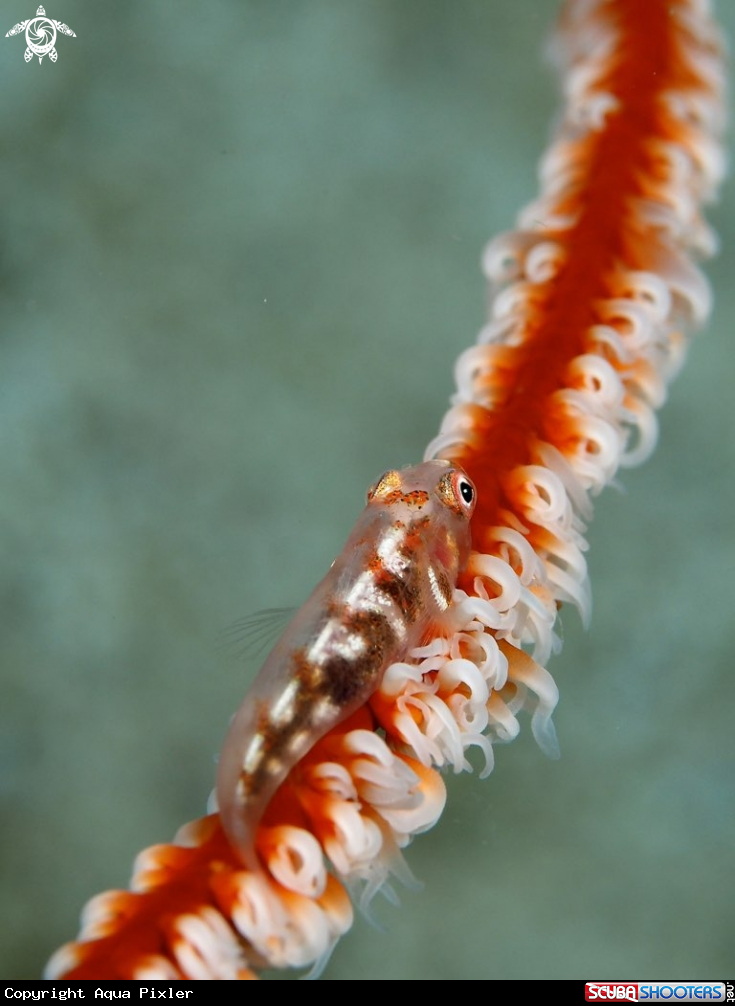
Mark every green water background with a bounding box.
[1,0,733,981]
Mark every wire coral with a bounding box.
[45,0,726,981]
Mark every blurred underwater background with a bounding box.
[1,0,734,980]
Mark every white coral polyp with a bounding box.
[169,907,251,980]
[228,871,347,970]
[259,825,327,898]
[291,754,446,915]
[320,800,384,876]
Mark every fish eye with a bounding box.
[458,477,474,506]
[437,468,476,516]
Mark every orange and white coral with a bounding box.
[46,0,726,981]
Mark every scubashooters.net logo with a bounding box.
[5,5,75,63]
[585,984,730,1003]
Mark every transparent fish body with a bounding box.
[216,459,476,868]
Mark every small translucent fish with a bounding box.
[216,459,476,869]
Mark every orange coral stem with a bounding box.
[55,819,240,980]
[450,0,715,542]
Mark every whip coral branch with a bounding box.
[45,0,726,981]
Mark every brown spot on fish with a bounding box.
[372,558,423,624]
[319,608,397,706]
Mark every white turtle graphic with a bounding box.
[5,5,75,64]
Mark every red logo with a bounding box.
[586,985,639,1002]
